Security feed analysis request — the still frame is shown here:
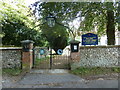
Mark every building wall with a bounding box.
[1,47,22,68]
[71,45,120,69]
[99,31,120,45]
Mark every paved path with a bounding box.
[2,69,119,88]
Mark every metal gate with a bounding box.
[33,47,70,69]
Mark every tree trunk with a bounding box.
[118,2,120,31]
[106,9,115,45]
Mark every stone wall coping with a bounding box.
[80,45,120,49]
[0,47,22,50]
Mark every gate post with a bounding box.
[70,40,80,69]
[21,40,34,70]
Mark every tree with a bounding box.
[31,2,119,45]
[30,2,71,51]
[79,2,116,45]
[106,2,115,45]
[117,2,120,31]
[40,23,69,53]
[0,0,48,46]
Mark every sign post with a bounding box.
[57,49,63,55]
[40,49,45,55]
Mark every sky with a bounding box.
[24,0,37,6]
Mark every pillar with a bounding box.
[21,40,34,70]
[70,40,80,62]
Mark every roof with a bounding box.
[69,40,80,44]
[21,40,34,44]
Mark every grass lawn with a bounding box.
[2,68,22,76]
[34,56,50,66]
[70,67,120,77]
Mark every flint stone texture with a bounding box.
[0,47,22,68]
[71,45,120,70]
